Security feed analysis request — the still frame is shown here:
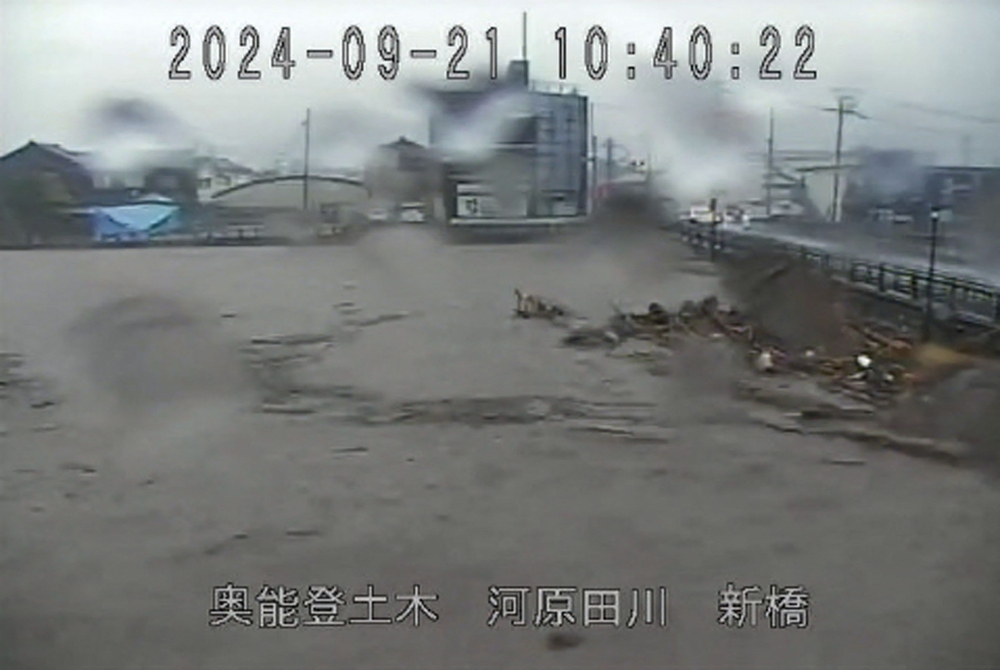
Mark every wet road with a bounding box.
[729,223,1000,286]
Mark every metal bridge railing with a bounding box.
[679,221,1000,327]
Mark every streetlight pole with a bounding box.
[922,206,941,341]
[709,196,719,261]
[766,108,774,218]
[302,108,311,211]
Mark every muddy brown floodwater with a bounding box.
[1,226,998,669]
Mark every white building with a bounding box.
[195,156,257,201]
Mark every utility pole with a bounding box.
[644,131,653,193]
[521,11,527,61]
[765,108,775,218]
[832,98,846,222]
[302,108,311,211]
[590,132,598,213]
[646,147,653,195]
[605,138,613,184]
[923,207,941,341]
[823,94,866,223]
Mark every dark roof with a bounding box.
[37,142,91,163]
[1,140,91,168]
[382,136,425,151]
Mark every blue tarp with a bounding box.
[89,201,183,242]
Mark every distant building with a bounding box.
[841,148,1000,231]
[90,145,197,204]
[924,166,1000,211]
[841,150,924,222]
[0,141,95,203]
[0,142,96,242]
[206,175,371,232]
[363,136,438,204]
[0,141,199,207]
[428,59,589,221]
[195,156,257,201]
[0,140,204,244]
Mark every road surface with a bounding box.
[731,222,1000,286]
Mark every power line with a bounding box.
[849,90,1000,125]
[860,115,957,136]
[889,100,1000,126]
[789,100,970,137]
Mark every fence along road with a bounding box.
[679,221,1000,328]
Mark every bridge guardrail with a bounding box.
[679,221,1000,327]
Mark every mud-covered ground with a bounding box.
[1,226,999,669]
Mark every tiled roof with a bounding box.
[383,136,426,150]
[37,142,92,164]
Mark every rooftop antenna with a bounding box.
[521,11,527,61]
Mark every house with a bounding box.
[86,144,198,203]
[0,142,99,242]
[0,140,204,243]
[840,149,1000,232]
[0,141,95,203]
[364,137,438,204]
[195,156,257,201]
[1,141,199,206]
[427,60,591,220]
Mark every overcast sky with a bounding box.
[2,0,999,182]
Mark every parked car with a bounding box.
[399,202,426,223]
[367,206,390,223]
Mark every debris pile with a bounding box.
[717,251,862,357]
[514,286,989,404]
[514,289,573,322]
[513,248,1000,467]
[646,297,990,402]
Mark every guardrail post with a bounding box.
[877,264,885,292]
[910,273,919,300]
[922,208,941,341]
